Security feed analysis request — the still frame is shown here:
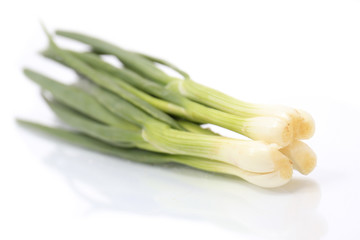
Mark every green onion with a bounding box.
[55,30,314,143]
[17,27,318,188]
[17,119,292,188]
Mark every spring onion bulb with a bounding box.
[280,140,317,175]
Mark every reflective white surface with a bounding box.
[1,1,360,239]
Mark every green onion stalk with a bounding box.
[55,30,315,145]
[17,120,292,188]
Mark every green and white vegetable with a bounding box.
[17,27,317,188]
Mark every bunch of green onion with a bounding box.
[18,27,316,188]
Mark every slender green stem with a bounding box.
[56,30,173,85]
[23,68,137,129]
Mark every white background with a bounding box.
[1,0,360,239]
